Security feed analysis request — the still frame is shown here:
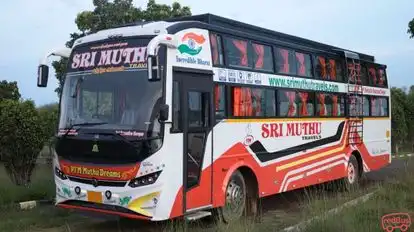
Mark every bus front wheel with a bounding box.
[215,170,247,223]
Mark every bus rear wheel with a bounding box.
[338,155,360,191]
[215,170,247,223]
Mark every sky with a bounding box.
[1,0,414,106]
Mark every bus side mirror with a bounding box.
[37,64,49,87]
[148,55,161,82]
[159,104,169,122]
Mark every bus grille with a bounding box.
[68,176,127,187]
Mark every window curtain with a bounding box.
[298,92,309,116]
[233,87,252,116]
[348,63,355,83]
[328,59,336,80]
[280,49,290,73]
[332,95,339,116]
[371,97,377,116]
[285,91,296,116]
[210,34,219,65]
[296,53,306,76]
[379,98,384,116]
[252,89,262,116]
[232,40,248,66]
[369,68,377,85]
[214,85,220,111]
[378,69,385,86]
[317,93,326,116]
[253,44,264,69]
[318,57,327,79]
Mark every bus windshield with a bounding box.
[58,37,163,139]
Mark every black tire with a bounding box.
[214,170,247,223]
[337,155,360,191]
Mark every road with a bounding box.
[43,155,413,232]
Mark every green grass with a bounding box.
[0,163,55,205]
[301,158,414,232]
[0,205,86,232]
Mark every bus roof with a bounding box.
[165,13,376,63]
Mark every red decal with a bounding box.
[59,160,139,181]
[262,122,323,140]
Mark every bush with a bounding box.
[0,100,48,186]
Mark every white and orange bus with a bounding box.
[36,14,391,222]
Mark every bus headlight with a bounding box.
[128,171,162,188]
[55,167,68,180]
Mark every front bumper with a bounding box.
[57,200,151,220]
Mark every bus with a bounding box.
[36,13,391,222]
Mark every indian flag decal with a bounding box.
[178,32,206,56]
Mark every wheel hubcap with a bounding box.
[225,180,245,214]
[348,163,356,183]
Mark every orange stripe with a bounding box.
[182,32,206,44]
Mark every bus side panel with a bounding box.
[209,118,391,208]
[359,118,391,172]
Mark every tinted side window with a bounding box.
[224,37,251,68]
[360,64,369,86]
[316,56,343,81]
[335,59,344,82]
[371,96,388,116]
[367,65,377,86]
[232,87,276,117]
[172,81,181,131]
[295,52,313,77]
[363,96,370,116]
[315,56,327,79]
[188,91,210,128]
[348,95,365,117]
[377,68,388,87]
[316,93,345,116]
[215,84,226,118]
[252,43,274,72]
[251,88,276,116]
[278,90,314,117]
[275,48,296,75]
[347,61,362,84]
[210,33,224,66]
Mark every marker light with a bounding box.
[128,171,162,188]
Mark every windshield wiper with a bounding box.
[135,135,163,141]
[61,122,109,139]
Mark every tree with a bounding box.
[38,102,59,138]
[0,80,20,101]
[0,100,48,186]
[37,103,60,163]
[405,85,414,151]
[390,87,409,153]
[52,0,191,96]
[408,18,414,38]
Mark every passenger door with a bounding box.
[173,70,214,214]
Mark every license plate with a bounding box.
[87,191,102,203]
